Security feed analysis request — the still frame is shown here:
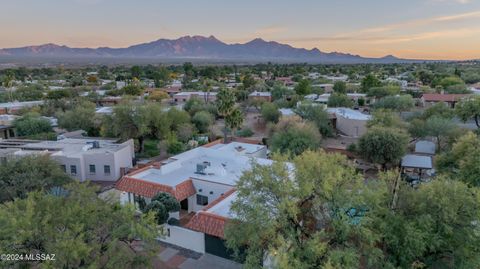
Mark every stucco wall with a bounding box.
[160,225,205,253]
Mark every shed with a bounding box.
[401,154,433,170]
[414,140,436,155]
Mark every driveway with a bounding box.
[154,242,242,269]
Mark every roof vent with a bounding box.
[196,163,208,175]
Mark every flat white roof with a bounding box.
[401,154,433,169]
[206,192,238,218]
[173,91,218,97]
[0,101,44,108]
[132,143,270,187]
[327,107,371,121]
[249,91,271,97]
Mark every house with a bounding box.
[116,141,269,259]
[248,91,272,102]
[0,137,134,182]
[173,91,217,103]
[275,77,295,86]
[309,93,367,105]
[327,107,371,137]
[0,101,44,115]
[279,108,295,117]
[420,93,470,108]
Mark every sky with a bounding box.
[1,0,480,60]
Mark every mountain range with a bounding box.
[0,35,425,64]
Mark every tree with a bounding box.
[367,86,401,99]
[437,131,480,186]
[242,74,256,89]
[361,74,381,92]
[422,102,454,120]
[0,182,159,269]
[373,173,480,268]
[192,111,214,133]
[225,108,244,138]
[327,93,354,108]
[225,151,379,268]
[455,95,480,128]
[357,127,409,169]
[261,102,280,123]
[424,116,457,150]
[333,81,347,94]
[148,90,170,102]
[295,103,333,137]
[142,192,180,225]
[294,79,311,95]
[13,113,53,137]
[123,84,143,96]
[167,108,191,131]
[216,88,237,142]
[176,123,195,143]
[57,101,98,136]
[0,156,71,203]
[367,109,406,129]
[373,95,414,111]
[269,116,321,156]
[103,103,149,153]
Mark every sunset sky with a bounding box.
[2,0,480,60]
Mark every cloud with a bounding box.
[355,10,480,35]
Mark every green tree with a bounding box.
[333,81,347,94]
[327,93,354,108]
[13,113,53,137]
[0,156,71,202]
[192,111,214,133]
[269,116,321,156]
[225,151,380,268]
[225,108,244,138]
[455,95,480,128]
[373,95,414,111]
[374,173,480,268]
[367,86,401,99]
[0,182,159,269]
[294,79,312,95]
[437,131,480,186]
[102,103,148,153]
[424,116,457,151]
[216,88,237,142]
[422,102,454,120]
[261,102,280,123]
[361,74,381,92]
[142,192,180,225]
[367,109,406,129]
[56,101,98,136]
[295,103,333,137]
[357,127,409,169]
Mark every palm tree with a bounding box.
[216,88,236,142]
[225,108,243,141]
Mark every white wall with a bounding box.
[160,225,205,253]
[188,179,233,212]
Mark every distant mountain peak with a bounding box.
[0,35,422,63]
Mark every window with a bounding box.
[70,165,77,175]
[60,165,66,173]
[104,165,111,175]
[196,194,208,206]
[89,165,96,174]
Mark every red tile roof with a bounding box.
[184,188,236,238]
[421,93,469,102]
[185,212,228,238]
[115,176,196,200]
[174,179,197,201]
